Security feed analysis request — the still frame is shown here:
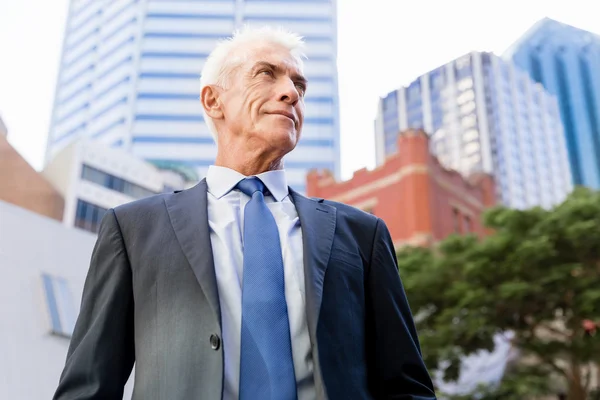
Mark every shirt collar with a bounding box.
[206,165,289,202]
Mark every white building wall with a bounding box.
[374,100,385,166]
[42,140,80,198]
[443,60,463,171]
[0,201,134,399]
[43,139,190,232]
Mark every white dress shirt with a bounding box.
[206,165,315,400]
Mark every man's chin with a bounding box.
[269,130,299,149]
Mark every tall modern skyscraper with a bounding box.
[504,18,600,190]
[47,0,340,193]
[374,52,572,209]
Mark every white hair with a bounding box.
[199,25,307,141]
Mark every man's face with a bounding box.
[216,43,306,154]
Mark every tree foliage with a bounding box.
[397,187,600,399]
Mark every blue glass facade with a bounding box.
[507,18,600,189]
[429,67,445,133]
[405,80,423,130]
[381,90,399,154]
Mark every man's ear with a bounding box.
[201,85,224,121]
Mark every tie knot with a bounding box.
[236,177,266,197]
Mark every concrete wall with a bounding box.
[0,201,133,399]
[42,139,79,200]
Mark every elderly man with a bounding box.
[53,26,436,399]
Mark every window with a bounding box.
[384,117,399,137]
[464,215,472,233]
[452,207,461,233]
[430,69,444,89]
[408,82,421,102]
[41,273,77,338]
[75,199,108,234]
[81,164,157,199]
[407,109,423,129]
[456,66,473,81]
[456,54,471,69]
[383,90,398,113]
[530,53,544,84]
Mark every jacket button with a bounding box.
[210,334,221,350]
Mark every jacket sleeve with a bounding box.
[366,218,436,399]
[53,209,135,399]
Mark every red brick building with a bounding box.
[307,130,495,248]
[0,119,64,221]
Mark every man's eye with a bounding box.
[260,70,273,77]
[295,83,306,94]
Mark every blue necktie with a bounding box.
[237,177,297,400]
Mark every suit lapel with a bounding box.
[289,189,336,343]
[164,179,221,328]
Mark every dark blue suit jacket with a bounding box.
[53,180,436,399]
[309,193,435,399]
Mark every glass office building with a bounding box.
[374,52,572,209]
[505,18,600,189]
[47,0,340,193]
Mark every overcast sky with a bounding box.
[1,0,599,179]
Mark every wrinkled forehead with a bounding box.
[230,42,304,77]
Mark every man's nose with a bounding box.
[278,78,300,105]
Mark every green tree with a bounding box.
[398,187,600,400]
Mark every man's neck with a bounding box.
[214,152,284,177]
[214,135,288,176]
